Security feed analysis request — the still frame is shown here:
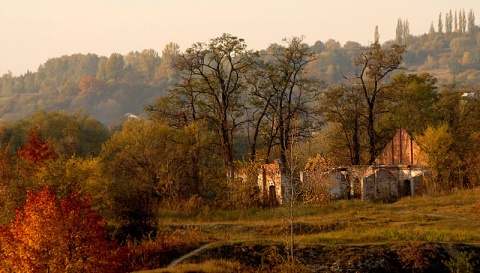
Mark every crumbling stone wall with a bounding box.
[348,166,369,199]
[362,167,398,201]
[355,165,427,201]
[323,169,350,199]
[257,160,289,205]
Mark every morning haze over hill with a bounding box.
[0,9,479,125]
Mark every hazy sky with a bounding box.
[1,0,479,76]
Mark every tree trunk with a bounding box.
[352,119,361,165]
[368,103,376,164]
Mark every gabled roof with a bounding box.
[374,128,427,166]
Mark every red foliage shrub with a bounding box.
[0,186,212,272]
[0,188,127,273]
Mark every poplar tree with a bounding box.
[396,18,404,44]
[438,13,443,34]
[429,22,435,36]
[454,9,458,32]
[460,9,466,33]
[403,20,410,39]
[446,10,453,34]
[468,9,476,34]
[374,25,380,43]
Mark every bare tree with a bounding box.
[320,83,363,165]
[353,42,406,163]
[150,34,258,178]
[251,36,324,165]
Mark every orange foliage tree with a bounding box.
[78,75,103,96]
[301,154,336,204]
[17,126,58,165]
[0,188,127,273]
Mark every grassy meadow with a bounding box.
[137,188,480,272]
[156,188,480,244]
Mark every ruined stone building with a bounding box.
[257,160,290,205]
[253,128,429,204]
[310,128,429,202]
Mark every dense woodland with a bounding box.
[1,9,480,271]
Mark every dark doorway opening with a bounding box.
[404,180,411,197]
[269,185,277,205]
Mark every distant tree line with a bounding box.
[0,9,478,126]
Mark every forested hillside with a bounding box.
[0,48,176,125]
[0,10,479,126]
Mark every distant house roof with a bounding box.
[374,128,427,166]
